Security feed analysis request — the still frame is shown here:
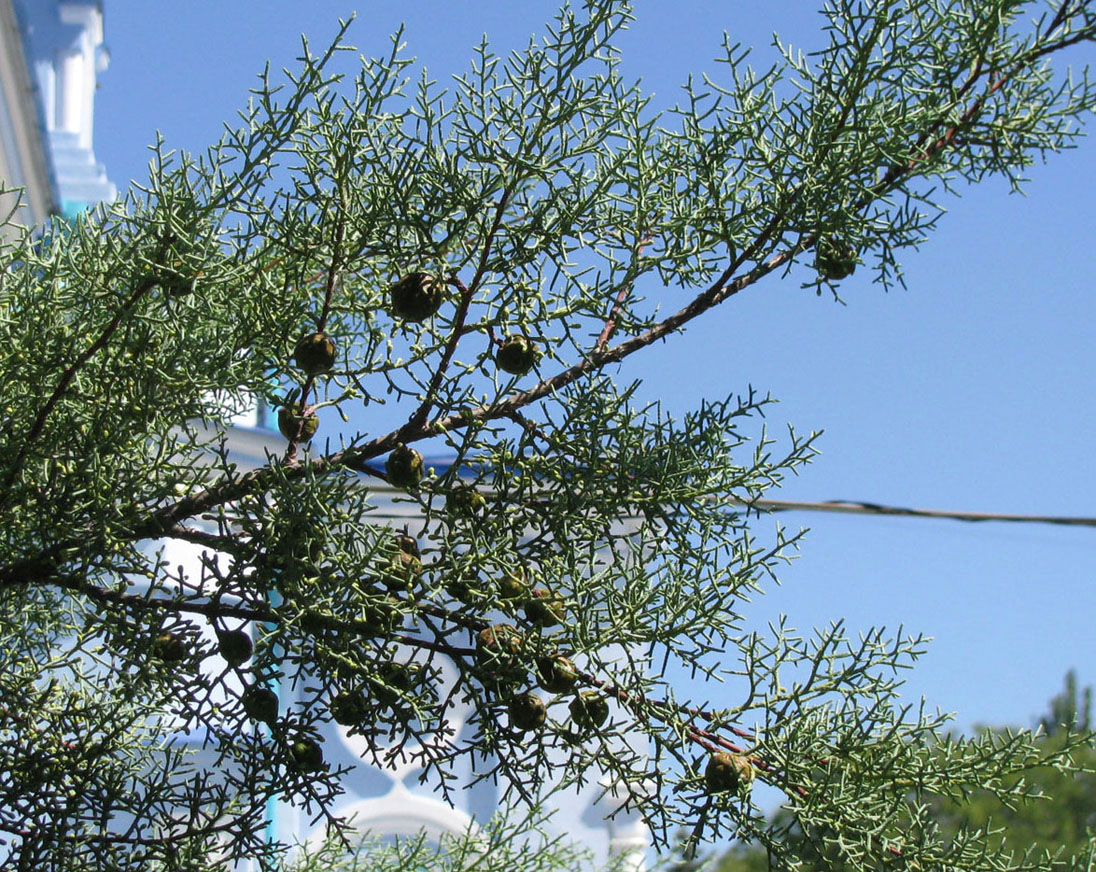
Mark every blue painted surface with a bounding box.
[60,199,85,219]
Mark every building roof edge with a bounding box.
[1,0,59,221]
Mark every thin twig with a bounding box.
[408,190,512,430]
[285,208,347,464]
[594,233,652,351]
[469,190,513,295]
[408,275,476,431]
[163,524,247,551]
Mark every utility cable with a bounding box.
[746,498,1096,528]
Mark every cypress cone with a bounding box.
[495,335,540,375]
[704,752,755,794]
[389,272,444,322]
[293,332,337,375]
[508,691,548,731]
[386,444,425,489]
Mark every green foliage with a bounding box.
[927,673,1096,866]
[1,2,1095,869]
[716,674,1096,871]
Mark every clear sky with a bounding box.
[93,2,1096,742]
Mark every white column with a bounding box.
[56,47,83,134]
[58,1,104,150]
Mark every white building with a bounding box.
[0,0,114,239]
[16,0,115,218]
[170,419,650,870]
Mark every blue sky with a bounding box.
[94,2,1096,740]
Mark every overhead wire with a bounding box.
[745,498,1096,528]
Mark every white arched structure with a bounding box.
[310,784,477,850]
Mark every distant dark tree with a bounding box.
[1040,670,1093,737]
